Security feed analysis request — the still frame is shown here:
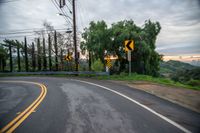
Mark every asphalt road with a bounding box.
[0,77,199,133]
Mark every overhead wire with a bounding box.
[0,28,69,35]
[0,0,22,4]
[0,30,68,39]
[78,0,91,27]
[64,3,72,14]
[77,0,85,31]
[51,0,72,26]
[54,0,70,20]
[50,0,71,26]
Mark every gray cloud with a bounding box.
[0,0,68,31]
[0,0,200,56]
[156,44,200,55]
[77,0,200,56]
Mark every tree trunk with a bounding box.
[32,42,36,71]
[24,37,29,72]
[37,38,41,71]
[17,44,21,72]
[60,48,63,71]
[54,31,58,71]
[88,52,91,71]
[0,59,2,71]
[48,34,52,71]
[43,38,47,70]
[9,43,13,72]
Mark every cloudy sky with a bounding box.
[0,0,200,61]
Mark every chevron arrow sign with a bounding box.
[124,40,134,52]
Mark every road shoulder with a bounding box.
[109,80,200,113]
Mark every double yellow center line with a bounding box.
[0,81,47,133]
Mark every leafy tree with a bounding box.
[81,21,111,65]
[81,19,162,76]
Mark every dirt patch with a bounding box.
[110,80,200,113]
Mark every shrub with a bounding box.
[186,80,200,87]
[91,59,104,72]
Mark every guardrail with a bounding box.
[0,71,109,76]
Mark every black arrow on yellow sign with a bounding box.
[126,41,132,50]
[124,40,134,52]
[65,55,72,61]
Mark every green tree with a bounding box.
[81,19,162,76]
[0,45,8,71]
[1,39,24,72]
[91,59,104,72]
[109,20,141,72]
[81,21,111,65]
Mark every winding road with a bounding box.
[0,77,199,133]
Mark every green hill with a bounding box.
[159,60,197,76]
[159,60,200,88]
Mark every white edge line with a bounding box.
[72,79,191,133]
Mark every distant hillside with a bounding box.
[159,60,198,76]
[159,60,200,88]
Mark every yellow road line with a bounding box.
[0,81,47,133]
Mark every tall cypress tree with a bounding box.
[60,48,63,70]
[54,31,58,71]
[43,38,47,70]
[24,37,29,72]
[17,43,21,72]
[32,42,36,71]
[37,38,41,71]
[9,43,13,72]
[48,34,52,71]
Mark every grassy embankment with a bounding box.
[0,73,199,90]
[97,73,200,91]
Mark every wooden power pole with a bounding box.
[72,0,78,71]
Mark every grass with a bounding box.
[0,73,72,77]
[0,73,199,91]
[97,73,200,91]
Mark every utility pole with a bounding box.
[72,0,78,71]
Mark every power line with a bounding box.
[54,0,72,25]
[77,1,85,31]
[0,0,22,4]
[64,2,72,13]
[50,0,72,26]
[0,30,68,39]
[78,0,91,26]
[54,0,69,18]
[0,28,70,35]
[50,0,69,23]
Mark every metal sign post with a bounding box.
[128,50,131,76]
[124,40,134,76]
